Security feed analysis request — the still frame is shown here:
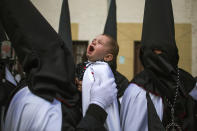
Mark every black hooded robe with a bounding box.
[0,0,107,130]
[120,0,197,130]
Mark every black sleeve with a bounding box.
[61,104,107,131]
[76,104,107,131]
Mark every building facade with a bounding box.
[31,0,197,80]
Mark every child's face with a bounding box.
[86,35,111,62]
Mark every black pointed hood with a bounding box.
[0,20,7,42]
[103,0,129,98]
[0,20,7,58]
[104,0,117,72]
[0,0,79,105]
[104,0,117,41]
[58,0,72,52]
[140,0,179,75]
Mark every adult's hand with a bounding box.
[90,78,117,109]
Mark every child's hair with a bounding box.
[102,34,119,72]
[102,34,119,61]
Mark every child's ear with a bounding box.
[104,53,113,62]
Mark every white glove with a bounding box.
[90,78,117,109]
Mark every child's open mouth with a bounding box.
[88,45,94,53]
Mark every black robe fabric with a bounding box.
[132,69,197,130]
[60,102,107,131]
[76,104,107,131]
[114,71,129,98]
[0,68,16,106]
[0,68,16,131]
